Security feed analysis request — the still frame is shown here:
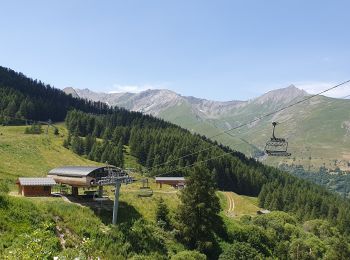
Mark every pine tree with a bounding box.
[176,165,221,253]
[115,139,124,167]
[71,135,84,155]
[156,198,170,229]
[84,134,95,155]
[101,143,111,164]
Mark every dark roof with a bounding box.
[18,177,56,186]
[48,166,105,177]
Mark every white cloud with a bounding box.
[295,81,350,98]
[109,84,156,94]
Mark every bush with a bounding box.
[0,181,9,193]
[171,250,206,260]
[219,242,262,260]
[24,123,42,134]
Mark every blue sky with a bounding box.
[0,0,349,100]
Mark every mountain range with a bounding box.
[64,86,350,172]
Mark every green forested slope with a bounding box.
[1,66,350,259]
[65,110,350,235]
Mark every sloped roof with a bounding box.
[48,166,105,177]
[18,177,56,186]
[155,177,185,181]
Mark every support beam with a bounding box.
[112,182,121,225]
[72,186,78,196]
[98,185,103,197]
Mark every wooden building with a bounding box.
[155,177,186,188]
[16,177,56,197]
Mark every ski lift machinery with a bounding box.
[265,122,291,157]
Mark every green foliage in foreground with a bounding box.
[1,179,350,259]
[220,212,350,260]
[0,192,187,259]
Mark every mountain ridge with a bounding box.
[64,85,350,172]
[64,85,309,117]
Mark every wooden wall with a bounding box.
[19,185,52,197]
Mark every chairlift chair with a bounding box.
[265,122,291,157]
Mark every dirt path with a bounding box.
[224,192,235,217]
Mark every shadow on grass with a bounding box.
[64,195,142,225]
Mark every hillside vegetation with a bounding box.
[70,86,350,172]
[1,66,350,258]
[65,110,350,235]
[1,126,350,259]
[0,125,96,185]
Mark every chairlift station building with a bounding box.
[48,166,129,196]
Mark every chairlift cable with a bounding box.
[148,80,350,172]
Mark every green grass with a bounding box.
[0,125,99,186]
[218,191,260,219]
[158,95,350,172]
[123,145,141,169]
[230,192,260,217]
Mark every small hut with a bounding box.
[16,177,56,197]
[155,177,186,188]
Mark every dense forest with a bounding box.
[280,164,350,199]
[64,110,350,234]
[2,66,350,258]
[0,66,110,123]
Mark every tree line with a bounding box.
[65,109,350,234]
[0,66,110,123]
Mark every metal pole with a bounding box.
[112,182,121,225]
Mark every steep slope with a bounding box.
[0,125,99,183]
[69,85,350,171]
[2,66,350,259]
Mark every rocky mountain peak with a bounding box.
[253,85,308,105]
[62,87,79,98]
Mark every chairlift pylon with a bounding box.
[265,122,291,157]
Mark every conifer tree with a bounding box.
[84,134,95,155]
[116,139,124,168]
[71,135,84,155]
[156,198,170,229]
[176,165,221,253]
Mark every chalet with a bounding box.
[16,177,56,197]
[155,176,186,188]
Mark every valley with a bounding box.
[2,2,350,258]
[1,66,350,259]
[66,86,350,172]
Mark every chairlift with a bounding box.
[137,188,153,197]
[137,178,153,197]
[265,122,291,157]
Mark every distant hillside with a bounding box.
[67,86,350,172]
